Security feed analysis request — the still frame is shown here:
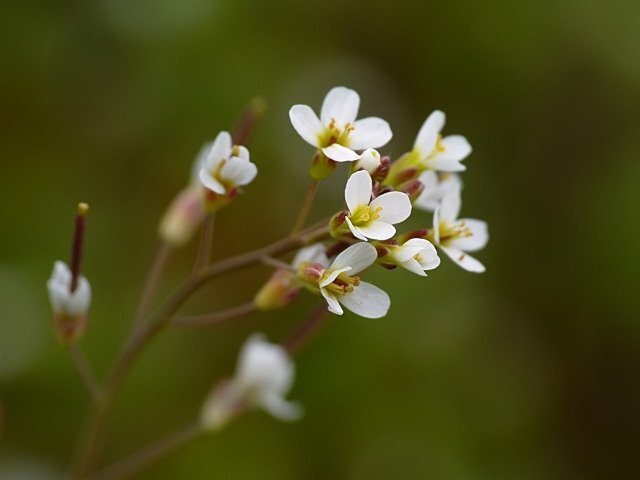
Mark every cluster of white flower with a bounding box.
[49,86,488,434]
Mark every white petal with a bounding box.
[292,244,329,268]
[440,246,485,273]
[289,105,322,147]
[355,148,381,174]
[220,156,257,187]
[449,219,488,252]
[322,144,360,162]
[354,221,396,241]
[345,170,372,213]
[400,258,428,276]
[338,281,390,319]
[235,145,250,161]
[440,135,472,162]
[427,157,467,172]
[199,167,226,194]
[319,267,351,288]
[405,238,440,270]
[439,182,461,222]
[393,238,432,262]
[207,131,233,168]
[330,242,377,274]
[349,117,393,150]
[191,141,214,183]
[320,86,360,126]
[433,207,441,244]
[345,216,368,241]
[413,110,445,157]
[67,277,91,315]
[259,394,303,421]
[370,191,412,224]
[321,288,344,315]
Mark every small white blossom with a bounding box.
[432,183,488,273]
[344,170,412,241]
[412,110,471,172]
[201,334,301,429]
[414,171,462,212]
[354,148,382,174]
[47,261,91,316]
[298,242,390,318]
[198,131,257,195]
[386,238,440,276]
[289,86,392,162]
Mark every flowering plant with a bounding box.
[48,86,488,479]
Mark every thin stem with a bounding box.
[71,224,330,478]
[172,301,257,328]
[260,255,294,271]
[68,344,102,404]
[87,423,203,480]
[290,179,319,236]
[70,203,89,293]
[282,302,330,355]
[133,242,172,327]
[193,213,215,273]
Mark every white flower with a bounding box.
[292,243,330,269]
[47,261,91,316]
[289,86,393,162]
[386,238,440,276]
[432,183,488,273]
[201,334,301,429]
[344,170,412,241]
[198,131,257,195]
[304,242,390,318]
[354,148,382,174]
[414,171,462,212]
[412,110,471,172]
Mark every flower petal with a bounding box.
[393,238,432,262]
[319,267,351,288]
[292,244,329,268]
[413,110,445,157]
[220,156,257,187]
[404,238,440,270]
[370,191,412,224]
[322,144,360,162]
[330,242,377,274]
[400,258,428,276]
[345,170,372,213]
[235,145,250,161]
[353,221,396,241]
[207,131,232,168]
[426,157,467,172]
[449,219,489,252]
[321,288,344,315]
[289,105,323,148]
[338,281,390,319]
[440,246,486,273]
[320,86,360,126]
[440,135,472,162]
[349,117,393,150]
[433,207,441,244]
[355,148,381,174]
[344,216,368,241]
[199,168,226,194]
[439,182,461,222]
[259,394,303,421]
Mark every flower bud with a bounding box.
[398,179,424,202]
[254,270,299,311]
[296,261,325,284]
[47,261,91,345]
[158,185,205,247]
[354,148,381,174]
[309,151,337,180]
[329,210,353,239]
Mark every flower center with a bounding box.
[439,220,472,243]
[318,117,355,147]
[350,205,382,226]
[325,272,361,296]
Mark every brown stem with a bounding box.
[290,179,319,236]
[70,203,89,293]
[87,423,203,480]
[133,242,172,327]
[68,344,102,404]
[282,302,330,355]
[193,213,215,273]
[172,302,257,328]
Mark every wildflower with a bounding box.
[414,171,462,212]
[431,183,488,272]
[198,131,257,210]
[341,170,412,241]
[289,86,392,162]
[201,334,302,429]
[297,242,390,318]
[354,148,382,174]
[47,261,91,344]
[381,238,440,276]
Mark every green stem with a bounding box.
[291,179,319,236]
[68,344,103,404]
[133,242,172,327]
[172,301,257,328]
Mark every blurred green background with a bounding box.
[2,0,639,478]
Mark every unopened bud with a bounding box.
[47,261,91,345]
[399,179,424,201]
[354,148,381,175]
[159,185,205,247]
[296,261,325,284]
[396,228,430,244]
[371,156,391,183]
[254,270,299,311]
[309,151,337,180]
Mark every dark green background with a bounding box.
[2,0,639,478]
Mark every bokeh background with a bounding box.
[2,0,639,478]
